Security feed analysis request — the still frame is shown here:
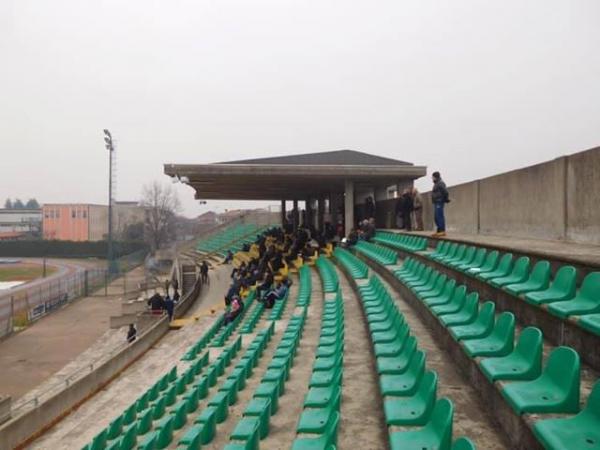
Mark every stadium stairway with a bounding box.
[348,240,600,450]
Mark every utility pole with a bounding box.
[103,129,118,275]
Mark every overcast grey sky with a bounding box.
[1,1,599,216]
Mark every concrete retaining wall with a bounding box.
[379,146,600,244]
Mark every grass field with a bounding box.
[0,263,57,282]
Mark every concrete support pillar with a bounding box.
[292,200,299,231]
[280,200,286,227]
[317,196,325,231]
[344,180,355,236]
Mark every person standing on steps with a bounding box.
[412,187,424,231]
[431,171,450,237]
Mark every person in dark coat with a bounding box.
[401,189,414,231]
[127,324,137,343]
[164,295,174,321]
[365,196,376,222]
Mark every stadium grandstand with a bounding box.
[3,147,600,450]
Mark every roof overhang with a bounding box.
[164,163,427,200]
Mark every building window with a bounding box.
[72,209,76,218]
[83,210,87,219]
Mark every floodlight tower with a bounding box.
[103,129,118,274]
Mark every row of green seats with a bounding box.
[224,311,308,450]
[211,291,257,347]
[240,301,265,334]
[373,231,428,252]
[181,316,224,361]
[333,247,369,279]
[427,241,600,334]
[316,256,339,293]
[296,266,312,307]
[197,223,260,253]
[174,324,273,449]
[291,289,344,450]
[268,288,290,320]
[397,257,600,450]
[354,240,398,265]
[353,273,475,450]
[83,347,212,450]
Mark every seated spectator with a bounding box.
[127,323,137,343]
[261,280,289,309]
[344,228,358,247]
[223,250,234,264]
[257,273,274,299]
[224,295,244,324]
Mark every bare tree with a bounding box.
[140,181,182,250]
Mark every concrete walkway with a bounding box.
[0,265,145,401]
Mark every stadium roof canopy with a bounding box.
[164,149,427,201]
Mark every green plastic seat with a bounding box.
[466,250,499,276]
[170,400,189,430]
[106,416,123,440]
[291,411,339,450]
[505,260,551,296]
[383,370,438,426]
[208,391,231,423]
[452,437,477,450]
[422,280,457,306]
[489,256,530,288]
[138,432,157,450]
[178,424,203,449]
[154,415,174,449]
[219,378,240,405]
[440,245,466,265]
[548,272,600,318]
[376,336,417,375]
[462,312,515,357]
[297,405,337,434]
[457,248,487,272]
[501,346,581,414]
[439,292,479,327]
[254,382,280,413]
[120,422,138,450]
[230,416,261,450]
[136,393,149,413]
[244,397,272,438]
[579,313,600,337]
[448,302,495,341]
[164,385,177,406]
[373,325,410,357]
[479,326,542,382]
[193,376,209,400]
[194,406,217,444]
[533,380,600,450]
[448,246,476,269]
[389,398,453,450]
[525,265,577,306]
[309,365,342,387]
[262,367,287,393]
[430,286,468,316]
[136,408,153,435]
[90,430,107,450]
[379,350,426,396]
[415,274,448,297]
[478,253,513,281]
[122,404,137,425]
[303,385,341,410]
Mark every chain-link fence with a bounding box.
[0,251,148,339]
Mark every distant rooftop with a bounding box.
[219,149,412,166]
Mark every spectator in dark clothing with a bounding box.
[164,295,174,321]
[127,324,137,343]
[363,219,376,241]
[172,278,179,295]
[401,189,414,231]
[262,281,289,308]
[148,292,164,312]
[395,194,405,228]
[257,273,274,299]
[344,228,358,247]
[200,261,209,285]
[164,279,171,296]
[173,290,181,303]
[223,250,234,264]
[431,171,449,236]
[365,196,376,222]
[225,279,242,305]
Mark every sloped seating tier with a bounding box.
[196,223,269,257]
[333,250,476,450]
[223,310,308,449]
[360,248,600,450]
[334,247,369,279]
[315,256,340,293]
[181,315,225,361]
[354,240,398,266]
[295,266,312,307]
[372,231,428,252]
[374,231,600,374]
[291,286,344,450]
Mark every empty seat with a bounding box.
[431,286,468,316]
[479,327,543,382]
[439,292,479,327]
[504,260,551,296]
[462,312,515,358]
[448,302,495,341]
[489,256,530,288]
[524,265,577,306]
[389,398,454,450]
[478,254,513,281]
[383,370,437,426]
[452,437,477,450]
[533,380,600,450]
[501,346,581,414]
[379,350,426,396]
[466,250,499,276]
[548,272,600,318]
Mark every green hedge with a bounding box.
[0,240,148,258]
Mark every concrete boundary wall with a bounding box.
[416,146,600,245]
[0,273,203,450]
